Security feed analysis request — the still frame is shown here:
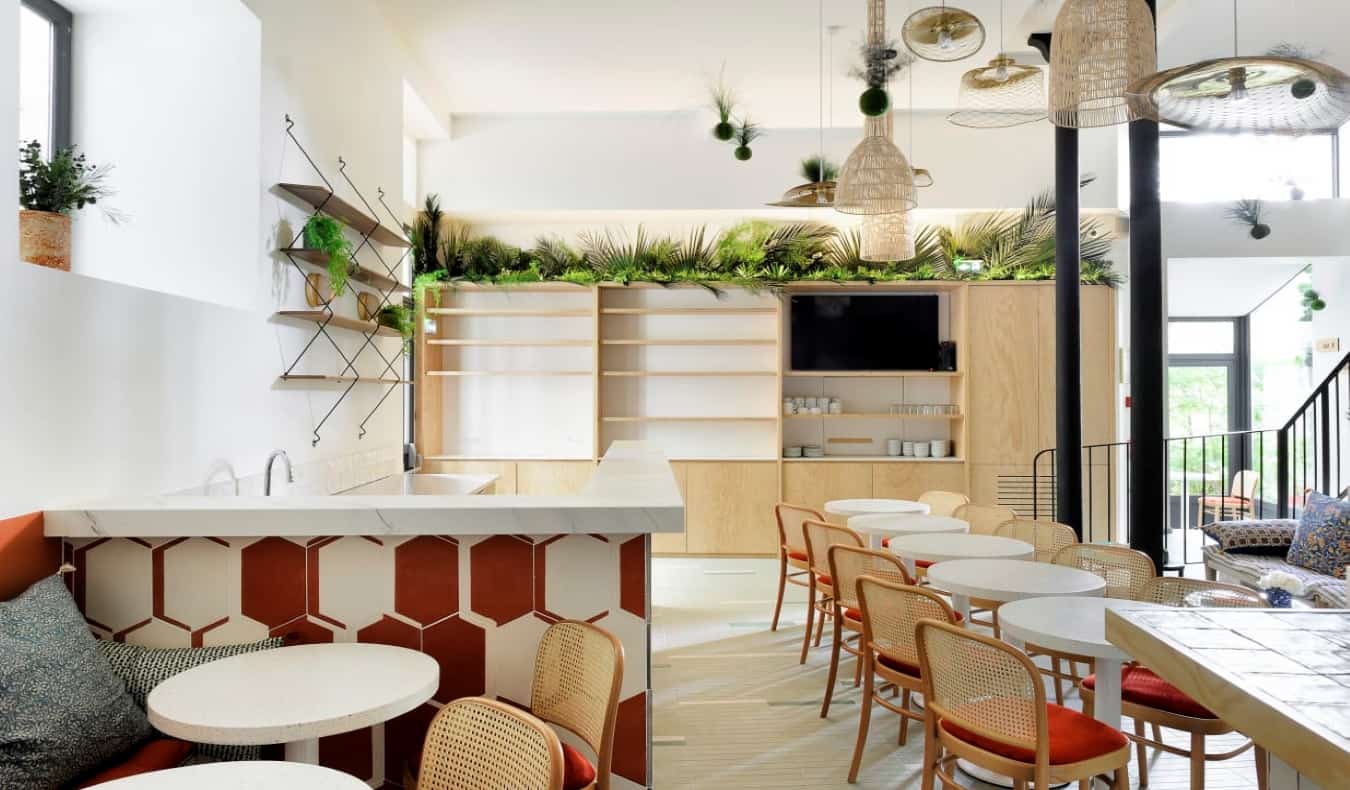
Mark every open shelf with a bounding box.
[602,370,777,377]
[601,338,776,346]
[601,416,777,423]
[784,370,962,378]
[276,374,407,386]
[782,456,965,463]
[280,248,409,294]
[273,310,400,337]
[427,308,592,317]
[429,339,591,347]
[428,370,592,377]
[276,183,409,248]
[601,307,777,316]
[785,413,963,420]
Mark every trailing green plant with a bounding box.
[1300,282,1326,320]
[404,194,445,276]
[732,118,761,161]
[799,155,839,183]
[19,140,120,219]
[709,68,737,142]
[378,303,415,354]
[413,269,447,313]
[302,214,355,297]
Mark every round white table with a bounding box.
[147,643,438,764]
[998,597,1165,730]
[923,558,1106,620]
[96,761,370,789]
[847,513,968,550]
[825,498,930,521]
[887,533,1033,578]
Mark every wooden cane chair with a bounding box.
[915,620,1131,790]
[952,503,1017,536]
[820,545,913,719]
[1195,470,1259,527]
[995,519,1079,562]
[771,503,825,631]
[918,490,971,517]
[418,697,564,790]
[800,519,864,664]
[1082,578,1268,790]
[530,620,624,790]
[847,577,960,783]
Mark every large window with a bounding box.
[1161,131,1337,202]
[18,0,72,152]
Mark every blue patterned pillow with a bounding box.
[1286,492,1350,579]
[0,576,153,789]
[97,637,283,761]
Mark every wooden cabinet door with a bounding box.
[781,462,873,522]
[872,463,967,501]
[968,285,1044,466]
[685,462,779,555]
[1036,285,1118,450]
[651,461,690,554]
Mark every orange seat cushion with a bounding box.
[941,703,1128,765]
[914,559,934,568]
[787,549,808,561]
[73,738,193,788]
[877,653,921,676]
[817,574,832,586]
[1083,665,1216,719]
[881,537,891,548]
[561,743,597,790]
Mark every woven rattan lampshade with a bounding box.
[949,55,1048,127]
[861,207,916,262]
[767,181,837,207]
[1127,57,1350,134]
[903,5,985,63]
[835,115,918,215]
[1049,0,1157,128]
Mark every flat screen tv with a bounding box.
[790,294,940,371]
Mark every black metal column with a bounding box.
[1056,125,1084,537]
[1129,0,1166,568]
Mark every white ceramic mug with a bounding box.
[901,441,914,456]
[930,439,950,458]
[914,443,931,458]
[886,439,901,456]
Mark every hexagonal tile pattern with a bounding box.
[383,703,437,783]
[422,615,486,703]
[121,617,191,649]
[270,616,335,645]
[469,535,533,625]
[158,537,234,630]
[357,615,420,651]
[82,539,152,633]
[483,612,551,706]
[597,609,648,701]
[612,692,647,786]
[619,536,646,618]
[543,535,616,621]
[316,536,394,632]
[198,615,268,648]
[395,535,458,625]
[241,537,305,627]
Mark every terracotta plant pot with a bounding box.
[19,210,72,271]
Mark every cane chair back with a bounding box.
[775,503,823,557]
[828,546,912,612]
[953,503,1017,536]
[803,519,864,582]
[1231,470,1259,500]
[530,620,624,786]
[419,697,564,790]
[996,519,1078,562]
[1053,543,1157,599]
[916,620,1047,759]
[1138,576,1263,608]
[858,576,957,673]
[918,490,970,518]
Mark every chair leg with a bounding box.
[821,606,844,718]
[1052,656,1066,705]
[1152,723,1162,743]
[1114,763,1130,790]
[770,554,787,631]
[853,648,863,687]
[1254,746,1268,790]
[814,603,827,646]
[847,655,874,783]
[899,689,912,745]
[1190,731,1205,790]
[920,714,938,790]
[799,583,816,664]
[1134,718,1149,787]
[1078,781,1090,790]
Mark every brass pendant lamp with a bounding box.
[949,1,1047,128]
[1048,0,1157,128]
[1126,1,1350,134]
[903,3,985,63]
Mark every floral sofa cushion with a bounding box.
[1286,492,1350,579]
[1200,519,1297,554]
[1203,545,1347,608]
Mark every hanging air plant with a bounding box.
[710,71,737,141]
[1227,199,1271,240]
[733,118,762,161]
[800,155,839,183]
[851,38,912,117]
[1300,284,1326,320]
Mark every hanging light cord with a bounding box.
[819,0,824,173]
[1233,0,1239,56]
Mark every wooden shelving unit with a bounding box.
[601,307,776,316]
[277,374,407,386]
[274,310,401,337]
[601,371,777,377]
[784,413,963,421]
[601,416,778,423]
[428,339,591,347]
[600,338,776,346]
[276,183,409,248]
[427,308,591,317]
[784,370,962,378]
[428,370,591,377]
[280,248,410,295]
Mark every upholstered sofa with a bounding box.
[1201,518,1347,608]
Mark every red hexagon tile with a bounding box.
[83,538,153,633]
[542,535,616,621]
[157,537,233,631]
[469,535,533,625]
[270,616,335,645]
[315,536,393,633]
[422,615,486,703]
[357,615,421,652]
[395,536,458,625]
[319,726,372,782]
[241,537,305,627]
[619,536,646,618]
[611,692,647,786]
[383,702,438,784]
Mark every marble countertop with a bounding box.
[44,442,684,538]
[1106,607,1350,790]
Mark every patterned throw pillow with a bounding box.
[1200,519,1298,554]
[1286,492,1350,579]
[0,576,153,790]
[97,637,284,761]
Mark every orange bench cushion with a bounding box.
[941,702,1128,765]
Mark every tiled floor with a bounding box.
[651,557,1260,789]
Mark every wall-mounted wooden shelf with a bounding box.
[428,370,592,377]
[276,183,409,248]
[601,307,777,316]
[601,371,778,377]
[784,370,962,378]
[276,374,407,386]
[785,413,964,420]
[280,248,409,294]
[601,338,776,346]
[428,339,591,347]
[782,456,966,463]
[273,310,400,337]
[427,308,592,317]
[602,416,777,423]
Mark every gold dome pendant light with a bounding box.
[1048,0,1157,128]
[903,3,985,63]
[769,1,836,208]
[949,1,1047,128]
[836,0,918,215]
[1126,1,1350,134]
[862,113,918,261]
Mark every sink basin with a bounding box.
[340,472,497,496]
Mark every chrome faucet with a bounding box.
[263,450,294,495]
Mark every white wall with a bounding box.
[1309,262,1350,380]
[2,0,16,259]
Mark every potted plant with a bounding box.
[378,303,415,354]
[301,214,356,298]
[18,140,117,271]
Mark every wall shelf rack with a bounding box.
[785,413,963,421]
[273,310,400,337]
[279,248,410,295]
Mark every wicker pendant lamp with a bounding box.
[1126,2,1350,134]
[903,3,985,63]
[1048,0,1157,128]
[949,2,1047,128]
[862,110,917,261]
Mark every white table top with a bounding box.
[998,597,1165,660]
[888,533,1033,564]
[147,643,439,746]
[825,498,930,518]
[925,559,1107,603]
[847,513,969,538]
[95,761,370,789]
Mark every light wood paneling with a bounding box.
[423,461,518,495]
[684,462,779,554]
[871,462,967,501]
[515,461,597,496]
[651,461,690,554]
[1036,285,1118,450]
[967,285,1042,465]
[781,462,873,522]
[969,464,1034,516]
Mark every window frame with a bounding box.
[1159,127,1341,201]
[21,0,73,152]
